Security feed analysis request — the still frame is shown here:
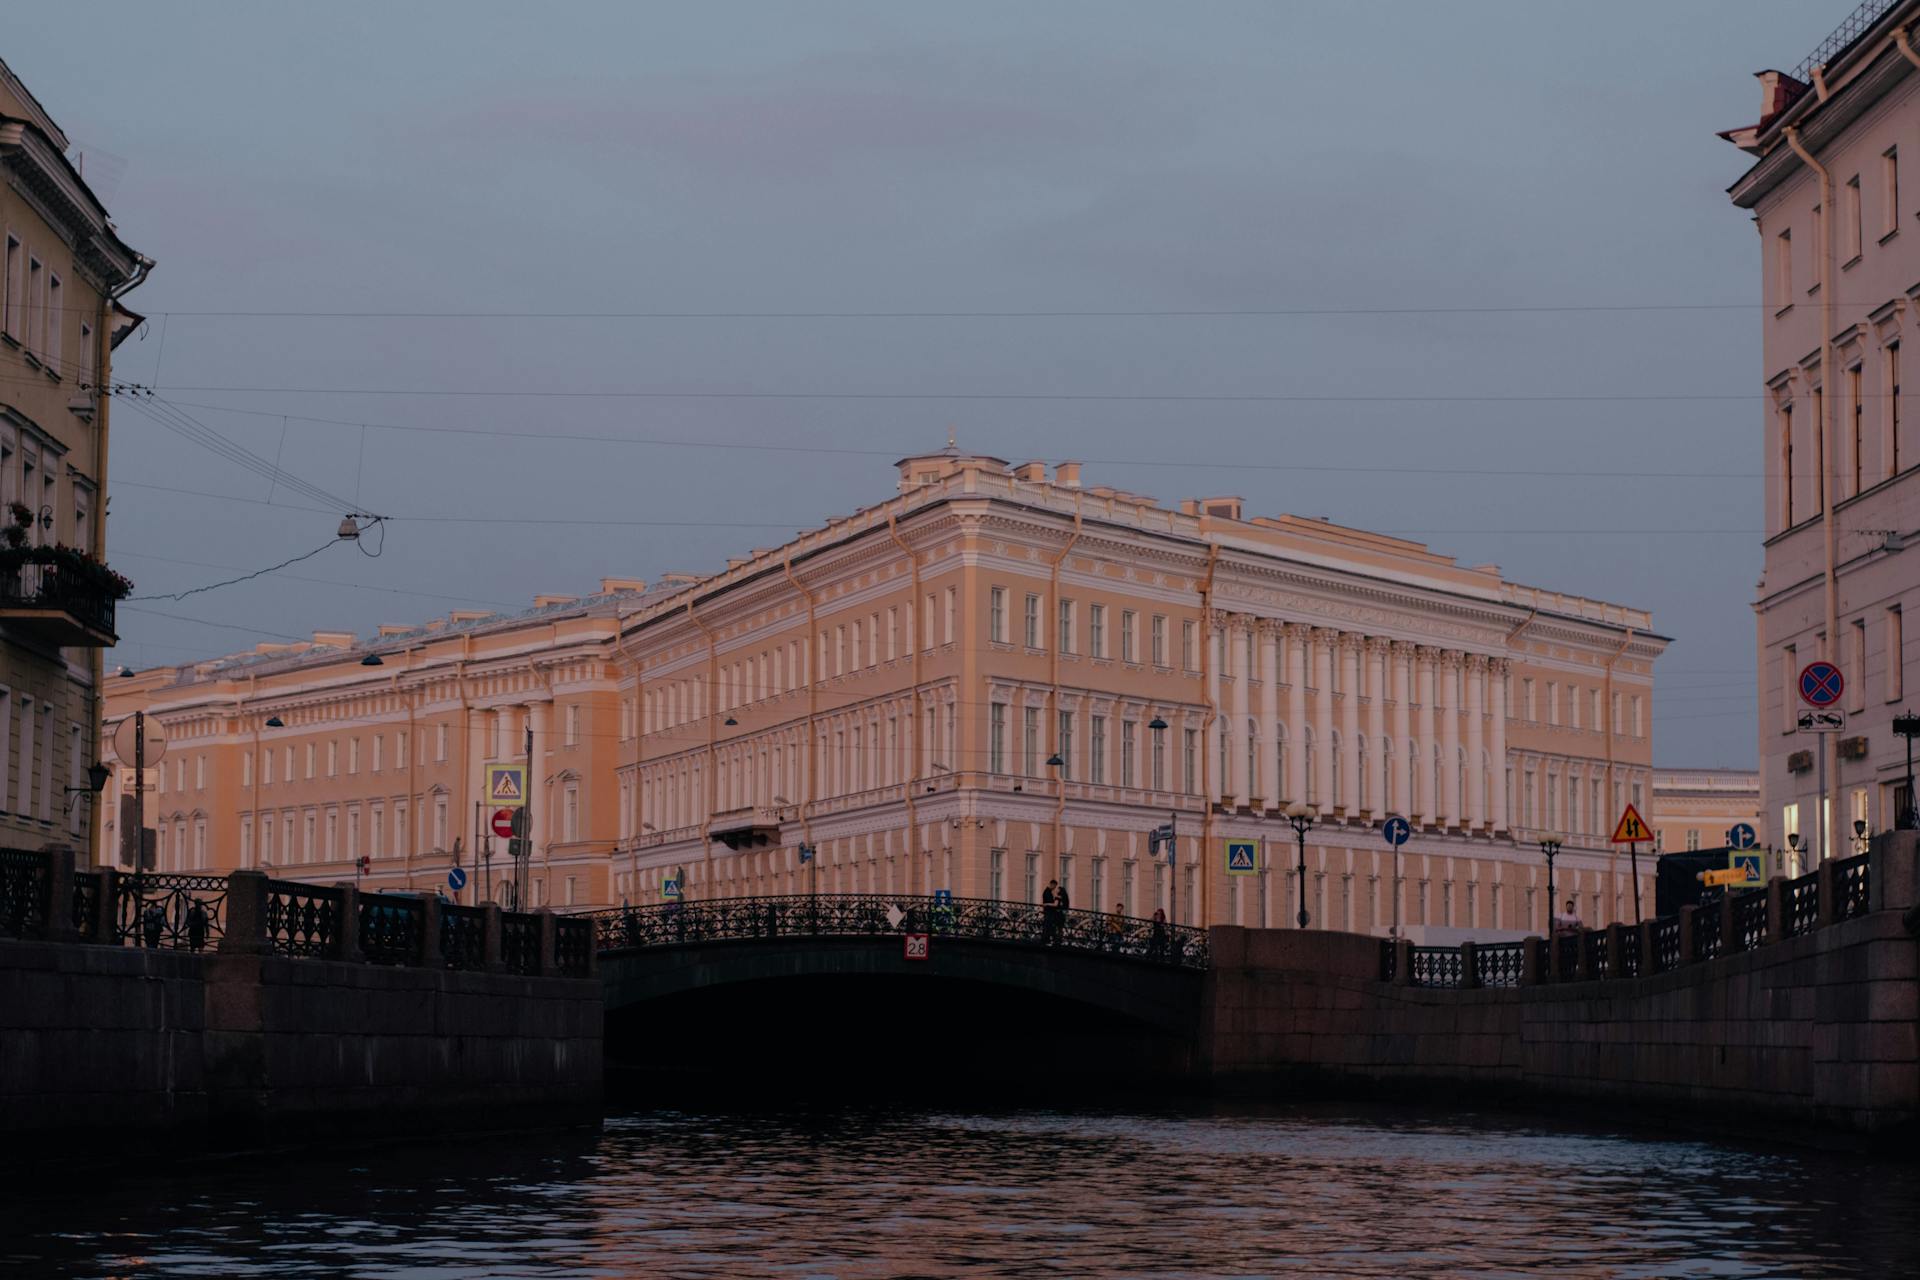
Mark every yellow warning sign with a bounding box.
[1698,867,1746,888]
[1610,803,1651,844]
[485,763,526,807]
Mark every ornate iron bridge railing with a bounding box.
[572,893,1211,969]
[116,874,227,951]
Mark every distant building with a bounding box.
[110,452,1670,931]
[0,57,149,864]
[1722,3,1920,862]
[1649,768,1763,857]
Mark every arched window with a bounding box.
[1357,735,1370,812]
[1275,723,1288,803]
[1330,730,1343,809]
[1304,726,1317,806]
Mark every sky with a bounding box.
[8,1,1865,768]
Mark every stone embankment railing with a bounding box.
[0,844,595,978]
[1379,850,1877,990]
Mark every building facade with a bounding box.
[0,57,148,864]
[1648,767,1764,856]
[105,580,664,909]
[616,450,1665,935]
[110,453,1667,934]
[1723,3,1920,862]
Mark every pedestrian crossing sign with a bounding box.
[1224,839,1258,876]
[486,763,526,807]
[1729,851,1767,886]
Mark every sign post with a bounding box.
[1382,815,1410,938]
[1799,661,1845,869]
[1611,803,1652,924]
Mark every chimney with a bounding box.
[1200,496,1244,521]
[311,630,357,648]
[1054,461,1082,488]
[533,595,578,609]
[449,609,492,623]
[599,577,648,595]
[1013,460,1047,483]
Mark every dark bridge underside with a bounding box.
[602,936,1205,1091]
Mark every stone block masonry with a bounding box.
[1203,832,1919,1140]
[0,864,602,1154]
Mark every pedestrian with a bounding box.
[1554,898,1584,935]
[141,900,165,948]
[185,899,209,952]
[1106,903,1126,952]
[1148,906,1167,959]
[1055,880,1071,942]
[1041,879,1059,944]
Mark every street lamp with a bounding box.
[1853,818,1870,855]
[1538,833,1564,935]
[1787,831,1802,876]
[1284,800,1317,928]
[1894,711,1919,831]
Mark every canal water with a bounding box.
[7,1104,1917,1278]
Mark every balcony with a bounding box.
[0,558,122,647]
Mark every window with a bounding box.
[348,738,360,775]
[1685,828,1701,852]
[303,810,316,863]
[1522,678,1535,721]
[990,703,1007,773]
[1814,385,1826,509]
[1884,147,1902,239]
[1,233,18,338]
[1783,644,1797,733]
[1843,364,1858,498]
[1631,695,1643,737]
[1057,711,1074,780]
[566,705,581,746]
[1058,598,1075,654]
[25,255,41,355]
[944,587,956,645]
[1023,707,1040,776]
[990,587,1007,643]
[395,801,409,856]
[326,741,337,777]
[1890,607,1905,701]
[1182,728,1197,794]
[1151,724,1165,790]
[565,784,580,841]
[1546,682,1559,726]
[1775,228,1791,305]
[1121,719,1137,787]
[1781,400,1796,526]
[1890,343,1903,478]
[1852,619,1868,712]
[242,752,254,788]
[397,731,409,769]
[1121,610,1137,663]
[372,735,383,773]
[1090,604,1106,659]
[1024,594,1041,648]
[1181,621,1196,671]
[305,743,315,779]
[990,849,1004,900]
[370,803,385,857]
[45,274,61,370]
[196,754,206,789]
[1845,174,1863,261]
[1151,615,1167,666]
[1090,715,1107,785]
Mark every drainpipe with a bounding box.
[886,514,927,890]
[1898,26,1920,73]
[1602,627,1636,903]
[687,600,719,897]
[1042,498,1084,890]
[1197,541,1220,927]
[782,552,820,890]
[1786,124,1840,867]
[247,675,261,867]
[614,620,647,900]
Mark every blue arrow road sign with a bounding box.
[447,866,467,892]
[933,889,952,906]
[1383,815,1411,847]
[1799,661,1845,708]
[1728,822,1757,850]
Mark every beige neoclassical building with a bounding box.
[108,449,1666,934]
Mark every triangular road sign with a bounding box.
[1611,803,1652,844]
[1225,843,1256,871]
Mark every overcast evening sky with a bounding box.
[8,2,1863,767]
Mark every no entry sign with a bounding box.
[491,808,516,839]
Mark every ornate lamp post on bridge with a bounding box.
[1284,801,1317,928]
[1894,712,1918,830]
[1538,833,1564,935]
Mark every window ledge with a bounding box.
[1776,303,1796,318]
[1843,253,1863,271]
[1880,227,1900,246]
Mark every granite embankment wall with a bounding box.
[0,866,601,1152]
[1204,833,1919,1138]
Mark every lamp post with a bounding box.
[1894,711,1918,831]
[1852,818,1869,856]
[1538,833,1564,935]
[1284,801,1317,928]
[1149,716,1172,922]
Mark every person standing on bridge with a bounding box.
[1554,899,1584,936]
[1148,907,1168,959]
[1107,903,1126,952]
[1056,880,1071,940]
[1041,880,1060,944]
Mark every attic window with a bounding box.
[916,471,938,485]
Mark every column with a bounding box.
[1441,651,1463,831]
[1466,655,1487,831]
[1415,648,1437,828]
[1313,629,1335,810]
[1286,624,1309,805]
[1229,615,1250,805]
[1339,634,1361,816]
[1490,659,1510,833]
[1367,638,1389,820]
[1206,614,1224,804]
[1390,641,1413,817]
[1259,621,1281,808]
